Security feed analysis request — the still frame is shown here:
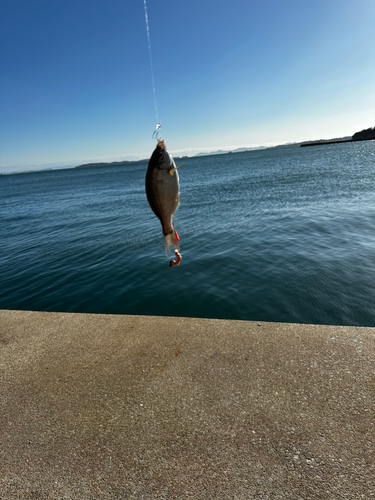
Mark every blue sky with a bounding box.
[1,0,374,173]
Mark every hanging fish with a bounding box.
[145,140,182,267]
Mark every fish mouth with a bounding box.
[157,139,166,150]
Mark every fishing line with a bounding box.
[143,0,161,137]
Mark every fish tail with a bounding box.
[164,230,180,256]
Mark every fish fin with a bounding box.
[167,164,183,176]
[164,230,180,256]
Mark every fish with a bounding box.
[145,140,182,265]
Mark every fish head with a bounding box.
[151,140,174,171]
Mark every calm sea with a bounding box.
[1,141,375,326]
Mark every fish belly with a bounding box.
[146,167,180,234]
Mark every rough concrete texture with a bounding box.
[0,310,374,499]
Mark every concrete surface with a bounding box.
[0,310,374,499]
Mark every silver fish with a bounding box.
[145,140,181,262]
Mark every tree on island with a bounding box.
[352,127,375,141]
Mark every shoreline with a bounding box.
[301,138,375,147]
[300,133,375,148]
[300,138,353,147]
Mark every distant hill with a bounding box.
[194,149,229,157]
[194,146,267,157]
[75,159,147,169]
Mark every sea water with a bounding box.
[1,141,375,326]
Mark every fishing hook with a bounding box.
[152,123,162,141]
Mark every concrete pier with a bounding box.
[0,310,374,499]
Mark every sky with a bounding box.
[1,0,374,173]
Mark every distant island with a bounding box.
[75,158,148,169]
[300,127,375,147]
